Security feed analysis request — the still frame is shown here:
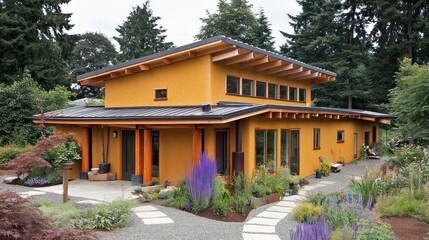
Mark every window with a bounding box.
[226,75,239,94]
[299,88,306,102]
[268,83,277,99]
[280,129,289,167]
[353,133,358,157]
[255,130,277,170]
[155,89,167,100]
[256,81,266,97]
[242,79,254,96]
[280,85,288,100]
[289,87,297,101]
[314,128,320,149]
[337,130,345,143]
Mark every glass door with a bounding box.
[122,130,135,180]
[290,130,300,175]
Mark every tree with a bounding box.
[69,32,117,98]
[0,0,73,89]
[0,70,71,146]
[114,1,173,62]
[389,58,429,144]
[196,0,275,51]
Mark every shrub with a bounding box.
[185,153,217,213]
[290,217,332,240]
[75,199,135,230]
[164,182,189,209]
[0,191,94,240]
[233,194,248,214]
[158,190,174,199]
[292,202,322,223]
[331,227,356,240]
[0,144,33,164]
[319,156,332,176]
[39,202,82,228]
[23,177,51,187]
[356,219,396,240]
[212,190,231,217]
[390,145,428,170]
[232,173,252,214]
[304,192,334,206]
[375,190,429,222]
[43,137,81,169]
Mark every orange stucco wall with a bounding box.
[55,125,83,179]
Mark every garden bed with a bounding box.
[383,217,429,240]
[194,206,252,222]
[252,192,280,207]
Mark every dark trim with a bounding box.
[131,174,143,186]
[79,171,89,180]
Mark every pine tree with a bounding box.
[196,0,275,51]
[69,32,117,98]
[114,1,174,62]
[0,0,72,89]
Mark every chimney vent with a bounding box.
[202,103,212,112]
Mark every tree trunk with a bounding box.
[348,95,353,109]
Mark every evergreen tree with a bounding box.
[196,0,275,51]
[69,32,117,98]
[114,1,173,62]
[0,0,72,89]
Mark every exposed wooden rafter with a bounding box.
[224,52,255,65]
[282,70,311,79]
[254,60,282,72]
[292,72,320,80]
[212,49,240,62]
[240,56,269,69]
[266,63,294,74]
[278,67,303,77]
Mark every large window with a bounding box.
[226,75,239,94]
[256,81,267,98]
[268,83,277,99]
[289,87,297,101]
[281,129,289,167]
[337,130,345,143]
[255,130,277,169]
[242,79,254,96]
[314,128,320,149]
[299,88,306,102]
[280,85,288,100]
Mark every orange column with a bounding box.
[143,129,152,184]
[135,128,143,176]
[192,129,202,163]
[81,127,90,172]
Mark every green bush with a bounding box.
[356,219,396,240]
[375,190,429,222]
[233,194,248,214]
[331,227,356,240]
[39,202,81,228]
[304,192,333,206]
[390,145,427,170]
[158,190,174,199]
[164,183,189,210]
[0,144,33,164]
[319,156,332,176]
[43,137,81,169]
[292,202,321,222]
[75,199,135,230]
[211,177,231,217]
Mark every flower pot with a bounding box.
[91,168,99,174]
[252,192,281,207]
[315,170,322,178]
[98,163,110,174]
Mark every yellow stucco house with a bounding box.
[34,36,390,185]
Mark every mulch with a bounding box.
[383,217,429,240]
[195,206,252,222]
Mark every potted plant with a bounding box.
[54,137,81,167]
[315,169,322,178]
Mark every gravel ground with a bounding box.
[0,158,384,240]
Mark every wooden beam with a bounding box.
[266,63,294,74]
[143,129,153,184]
[282,70,311,78]
[212,49,240,62]
[187,51,197,57]
[192,129,203,163]
[240,56,269,69]
[292,72,320,80]
[264,112,273,119]
[282,113,288,118]
[361,116,376,122]
[378,119,391,125]
[139,64,150,71]
[290,113,297,119]
[273,112,282,119]
[110,71,122,78]
[225,52,255,65]
[254,60,282,72]
[297,113,305,119]
[135,129,143,176]
[305,113,311,119]
[81,127,90,172]
[278,67,303,77]
[124,68,133,75]
[163,58,172,64]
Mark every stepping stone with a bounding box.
[77,200,102,205]
[18,191,46,198]
[283,195,305,202]
[300,185,318,191]
[243,224,276,233]
[318,181,336,185]
[135,211,166,219]
[309,183,328,188]
[276,201,296,207]
[351,176,362,181]
[246,217,280,226]
[132,205,158,212]
[142,217,174,225]
[298,190,309,196]
[243,233,281,240]
[266,206,293,213]
[257,211,288,219]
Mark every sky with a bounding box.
[61,0,301,51]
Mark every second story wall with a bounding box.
[105,55,212,108]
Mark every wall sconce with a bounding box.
[112,131,118,138]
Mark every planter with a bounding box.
[252,192,281,208]
[91,167,99,174]
[88,172,116,181]
[98,163,110,174]
[315,170,322,178]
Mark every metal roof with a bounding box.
[77,36,336,81]
[35,102,389,121]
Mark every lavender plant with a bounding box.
[185,152,217,213]
[290,217,333,240]
[23,177,51,186]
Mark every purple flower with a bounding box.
[290,217,332,240]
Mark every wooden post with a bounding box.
[81,128,90,172]
[62,163,73,203]
[135,128,143,176]
[192,129,202,163]
[143,129,152,184]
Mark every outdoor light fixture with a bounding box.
[112,131,118,138]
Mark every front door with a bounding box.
[364,131,370,146]
[122,130,135,180]
[290,130,300,175]
[216,131,228,175]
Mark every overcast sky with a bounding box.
[62,0,301,51]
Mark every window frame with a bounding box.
[289,87,297,101]
[241,78,254,96]
[299,88,306,102]
[154,88,167,100]
[255,129,277,170]
[226,75,240,95]
[313,128,321,149]
[268,83,278,99]
[337,130,345,143]
[279,85,288,100]
[256,81,267,98]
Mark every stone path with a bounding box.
[17,190,46,198]
[132,205,174,225]
[242,180,337,240]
